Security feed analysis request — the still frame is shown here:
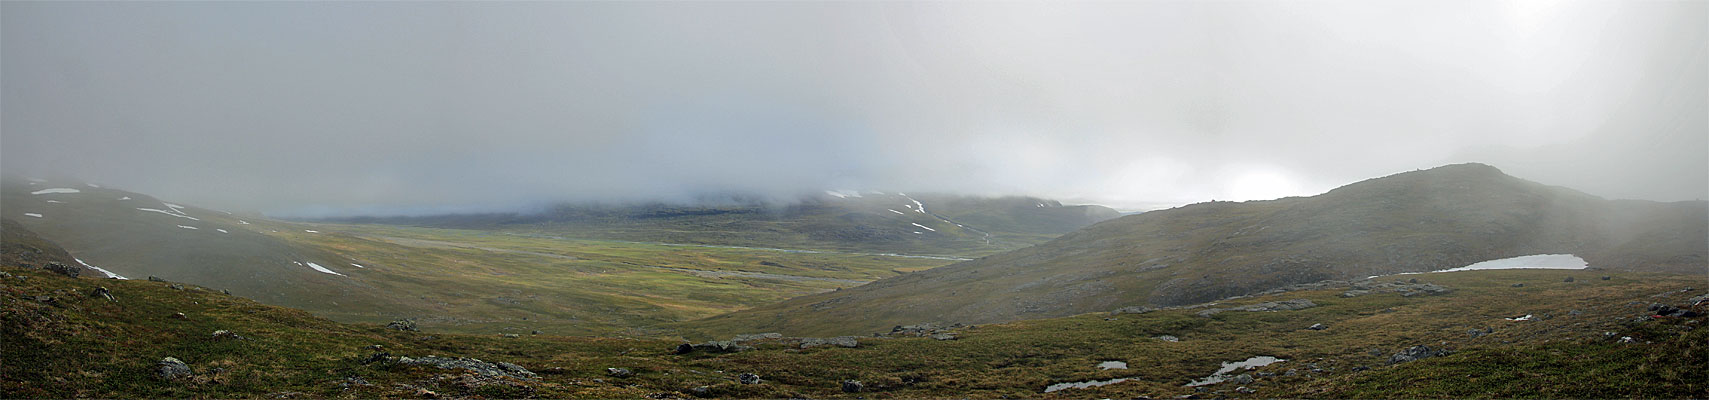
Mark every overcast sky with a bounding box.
[4,1,1704,215]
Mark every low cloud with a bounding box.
[3,1,1703,215]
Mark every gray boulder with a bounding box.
[1306,323,1328,330]
[90,286,116,302]
[606,368,633,378]
[1228,373,1255,385]
[842,380,864,393]
[738,373,761,384]
[1155,335,1180,342]
[156,357,192,380]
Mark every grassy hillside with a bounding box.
[689,164,1709,336]
[1,177,385,311]
[328,192,1121,258]
[5,261,1703,398]
[1,177,960,335]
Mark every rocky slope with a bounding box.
[5,260,1703,398]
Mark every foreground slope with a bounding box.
[690,164,1708,336]
[4,260,1703,398]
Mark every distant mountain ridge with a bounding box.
[324,191,1122,257]
[687,163,1708,336]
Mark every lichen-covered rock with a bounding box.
[399,355,537,380]
[1198,299,1318,317]
[386,319,418,331]
[1389,345,1451,364]
[211,330,247,340]
[44,262,79,278]
[798,336,859,349]
[691,340,753,353]
[730,332,782,342]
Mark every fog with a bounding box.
[3,1,1704,216]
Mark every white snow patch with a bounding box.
[304,230,319,233]
[77,258,127,279]
[901,194,926,213]
[118,196,131,200]
[238,220,250,225]
[136,208,201,221]
[911,222,937,232]
[31,188,80,195]
[827,190,848,198]
[1186,356,1287,387]
[216,229,229,234]
[1439,254,1588,273]
[177,225,199,230]
[888,209,905,215]
[293,261,303,266]
[913,231,923,234]
[87,183,101,188]
[164,203,186,210]
[1506,314,1535,321]
[1037,203,1045,207]
[304,262,346,276]
[45,200,63,203]
[1369,254,1592,279]
[23,213,42,218]
[351,263,367,268]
